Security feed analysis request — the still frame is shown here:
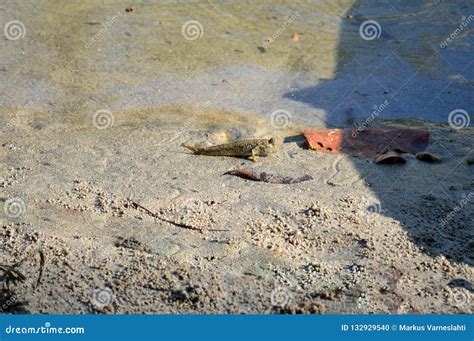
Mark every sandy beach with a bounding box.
[1,0,473,314]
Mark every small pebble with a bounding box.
[374,151,406,165]
[291,33,301,42]
[415,152,441,163]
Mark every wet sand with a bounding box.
[2,111,473,313]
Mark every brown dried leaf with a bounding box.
[224,169,313,184]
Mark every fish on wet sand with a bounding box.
[182,138,277,161]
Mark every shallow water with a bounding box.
[0,0,472,127]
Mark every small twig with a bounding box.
[0,264,26,283]
[129,200,228,233]
[1,249,46,289]
[36,251,45,289]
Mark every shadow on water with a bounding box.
[284,0,473,269]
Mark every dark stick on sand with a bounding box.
[129,200,228,233]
